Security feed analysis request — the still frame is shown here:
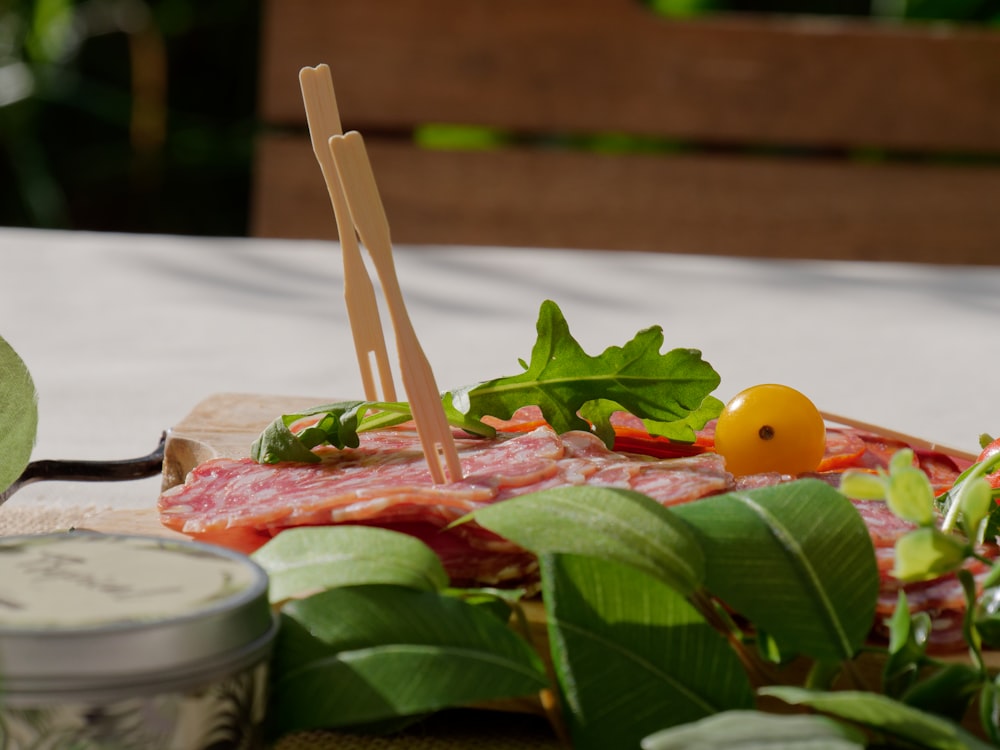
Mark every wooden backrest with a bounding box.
[252,0,1000,264]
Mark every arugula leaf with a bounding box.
[253,300,721,463]
[250,401,409,463]
[449,300,721,437]
[579,395,723,447]
[0,335,37,494]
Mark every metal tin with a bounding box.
[0,531,277,749]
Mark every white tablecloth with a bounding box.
[2,227,999,511]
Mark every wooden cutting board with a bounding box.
[159,392,331,486]
[84,392,328,537]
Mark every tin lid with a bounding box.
[0,532,274,691]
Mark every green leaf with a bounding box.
[892,527,970,583]
[940,449,1000,534]
[804,659,844,691]
[640,710,866,750]
[883,591,931,700]
[886,465,936,526]
[979,675,1000,745]
[0,335,37,494]
[754,628,794,667]
[761,686,995,750]
[542,553,753,750]
[252,301,721,461]
[269,585,548,734]
[452,300,720,442]
[580,395,722,447]
[445,589,522,622]
[890,447,918,475]
[470,485,705,596]
[974,584,1000,648]
[958,568,985,673]
[839,470,887,501]
[982,500,1000,550]
[252,526,449,602]
[956,477,994,544]
[672,479,879,661]
[251,400,379,463]
[902,662,983,722]
[643,395,724,441]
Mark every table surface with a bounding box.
[3,226,999,513]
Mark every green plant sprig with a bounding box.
[253,474,1000,748]
[840,449,1000,582]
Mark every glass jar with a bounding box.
[0,531,277,749]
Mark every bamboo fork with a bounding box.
[329,131,464,484]
[298,65,396,403]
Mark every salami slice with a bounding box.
[817,428,867,472]
[360,521,541,587]
[851,434,963,490]
[873,552,997,652]
[160,427,565,535]
[847,497,998,653]
[851,500,917,548]
[158,425,732,586]
[159,411,983,652]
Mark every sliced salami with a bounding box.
[872,552,997,652]
[160,427,566,535]
[159,425,733,586]
[850,434,963,490]
[817,428,867,472]
[159,412,982,652]
[851,500,917,548]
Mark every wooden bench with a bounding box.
[252,0,1000,264]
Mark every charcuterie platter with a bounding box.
[79,385,1000,749]
[61,62,1000,750]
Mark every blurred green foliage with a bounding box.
[644,0,1000,19]
[1,0,257,235]
[0,0,997,236]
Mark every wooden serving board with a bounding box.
[159,392,330,487]
[83,393,328,538]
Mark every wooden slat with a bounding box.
[259,0,1000,153]
[252,133,1000,265]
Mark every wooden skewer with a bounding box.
[820,410,978,463]
[329,131,464,484]
[298,65,396,403]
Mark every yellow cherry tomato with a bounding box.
[714,384,826,477]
